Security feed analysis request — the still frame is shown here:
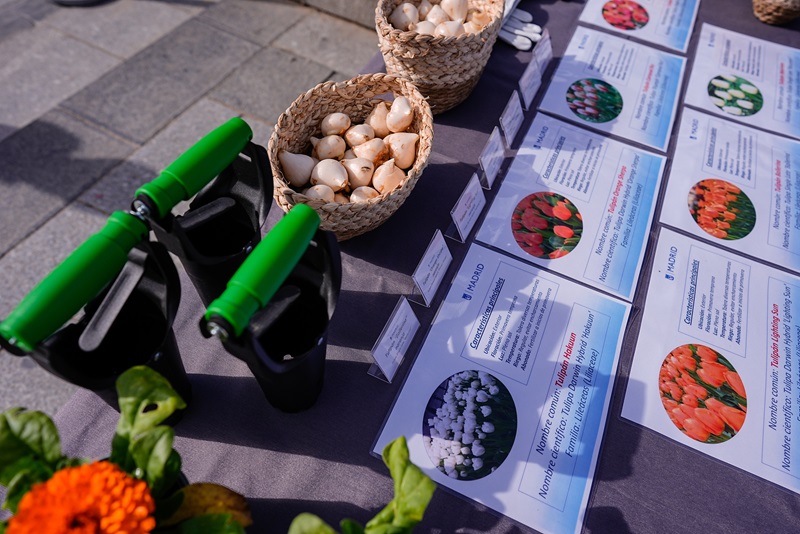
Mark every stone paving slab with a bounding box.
[0,25,120,143]
[61,18,260,143]
[0,8,33,44]
[81,97,274,214]
[4,0,58,23]
[210,46,333,126]
[42,0,196,59]
[0,204,107,319]
[198,0,307,46]
[0,108,136,255]
[302,0,376,28]
[273,11,380,78]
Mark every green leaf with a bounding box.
[2,456,53,513]
[364,437,435,534]
[0,408,61,487]
[115,366,186,440]
[111,366,185,468]
[163,513,245,534]
[288,513,338,534]
[340,519,365,534]
[129,426,181,498]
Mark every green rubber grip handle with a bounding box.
[0,211,149,353]
[134,117,253,220]
[204,204,321,338]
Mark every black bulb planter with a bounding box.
[211,229,342,413]
[149,141,272,306]
[29,241,192,414]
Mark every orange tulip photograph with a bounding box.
[659,344,747,443]
[687,179,756,240]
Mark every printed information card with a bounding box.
[661,108,800,273]
[622,228,800,494]
[476,114,665,301]
[376,244,631,534]
[539,26,686,152]
[578,0,700,53]
[685,24,800,141]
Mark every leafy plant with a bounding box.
[0,366,251,533]
[288,436,436,534]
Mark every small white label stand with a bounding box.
[478,126,505,189]
[445,173,486,243]
[409,229,452,307]
[500,90,525,148]
[533,28,553,71]
[367,296,420,383]
[519,58,543,110]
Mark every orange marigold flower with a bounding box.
[7,461,156,534]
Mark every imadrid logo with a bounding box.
[665,246,678,280]
[462,263,484,300]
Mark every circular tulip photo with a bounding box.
[511,192,583,259]
[602,0,649,30]
[423,370,517,481]
[688,179,755,240]
[707,75,763,116]
[659,344,747,444]
[566,79,623,123]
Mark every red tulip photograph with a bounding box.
[511,192,583,259]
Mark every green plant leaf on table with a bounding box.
[159,513,246,533]
[0,408,61,474]
[288,513,339,534]
[339,519,366,534]
[365,436,436,533]
[129,425,182,498]
[287,436,435,534]
[110,365,186,473]
[0,408,67,513]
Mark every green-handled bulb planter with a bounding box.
[203,204,321,341]
[0,117,254,355]
[0,212,148,354]
[133,117,252,220]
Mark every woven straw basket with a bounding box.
[753,0,800,23]
[268,73,433,241]
[375,0,505,114]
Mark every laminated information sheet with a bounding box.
[375,243,631,534]
[539,26,686,152]
[685,24,800,141]
[578,0,700,53]
[661,108,800,273]
[622,228,800,494]
[476,114,665,301]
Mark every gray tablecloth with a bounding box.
[54,1,800,532]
